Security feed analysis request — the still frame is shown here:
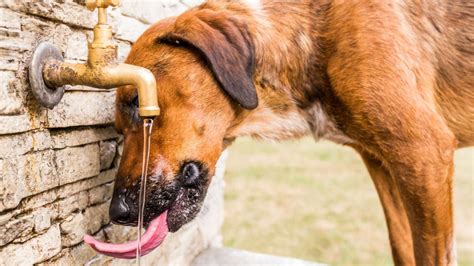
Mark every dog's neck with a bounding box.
[222,0,350,143]
[248,1,329,97]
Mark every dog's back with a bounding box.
[318,0,474,146]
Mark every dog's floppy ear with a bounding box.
[161,10,258,109]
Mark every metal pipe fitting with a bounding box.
[28,0,160,118]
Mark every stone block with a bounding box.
[117,40,132,62]
[0,13,51,53]
[24,150,59,194]
[0,48,21,71]
[55,144,100,185]
[15,189,58,215]
[0,113,32,135]
[0,33,30,52]
[0,214,34,246]
[0,211,13,226]
[56,191,89,219]
[64,30,89,61]
[32,130,53,151]
[0,133,32,158]
[83,201,110,235]
[60,212,86,247]
[7,207,53,244]
[3,0,96,29]
[50,126,118,149]
[0,131,52,158]
[88,183,113,205]
[0,8,21,30]
[47,91,116,128]
[44,232,106,266]
[56,168,116,199]
[50,24,74,54]
[102,223,137,244]
[110,11,148,42]
[6,168,113,215]
[0,150,59,211]
[120,0,172,24]
[33,207,52,233]
[0,225,61,265]
[100,140,117,170]
[0,71,22,115]
[181,0,205,8]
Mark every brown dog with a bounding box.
[109,0,473,265]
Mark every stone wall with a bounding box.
[0,0,225,265]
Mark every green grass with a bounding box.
[222,138,474,265]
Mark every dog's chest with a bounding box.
[306,102,354,145]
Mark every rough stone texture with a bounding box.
[60,212,87,247]
[0,113,33,135]
[55,144,100,185]
[47,91,116,128]
[0,1,234,265]
[100,140,118,170]
[121,0,175,24]
[88,183,114,205]
[64,30,89,61]
[0,71,22,115]
[50,126,118,149]
[110,9,149,42]
[0,225,61,265]
[0,131,52,158]
[2,0,96,29]
[0,214,34,246]
[83,201,111,235]
[56,191,89,219]
[1,150,59,211]
[33,207,52,233]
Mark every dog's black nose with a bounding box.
[109,188,132,225]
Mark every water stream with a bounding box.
[137,118,154,265]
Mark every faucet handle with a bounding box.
[86,0,120,11]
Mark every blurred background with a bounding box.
[222,138,474,265]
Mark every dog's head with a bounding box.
[110,8,257,232]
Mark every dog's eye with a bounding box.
[131,96,139,108]
[127,96,141,124]
[182,162,200,186]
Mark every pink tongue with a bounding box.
[84,211,168,259]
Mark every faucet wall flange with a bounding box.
[28,42,65,109]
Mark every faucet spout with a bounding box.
[28,0,160,118]
[107,64,160,117]
[42,60,160,117]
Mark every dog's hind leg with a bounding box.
[357,149,415,266]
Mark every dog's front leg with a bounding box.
[357,149,415,265]
[333,99,456,264]
[345,102,456,265]
[327,53,457,265]
[388,138,457,266]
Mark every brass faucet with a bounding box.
[29,0,160,117]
